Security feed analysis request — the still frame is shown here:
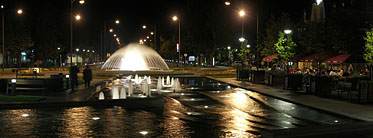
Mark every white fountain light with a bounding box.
[101,43,169,71]
[92,117,100,120]
[139,131,148,135]
[21,114,29,117]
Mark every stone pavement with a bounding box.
[208,77,373,122]
[40,78,109,103]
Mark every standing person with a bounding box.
[70,66,79,91]
[83,65,92,88]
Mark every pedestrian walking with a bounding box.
[70,66,79,91]
[83,65,92,88]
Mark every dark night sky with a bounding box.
[4,0,313,51]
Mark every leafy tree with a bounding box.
[364,26,373,80]
[261,13,293,57]
[6,21,34,68]
[274,31,296,72]
[237,40,250,66]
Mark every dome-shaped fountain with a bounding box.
[101,43,169,71]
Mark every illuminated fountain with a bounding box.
[101,43,169,71]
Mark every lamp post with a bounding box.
[227,46,231,66]
[76,48,79,65]
[1,5,4,71]
[58,47,62,69]
[103,19,119,61]
[172,15,181,67]
[70,0,84,68]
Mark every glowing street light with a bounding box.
[239,37,245,42]
[247,44,250,48]
[239,10,245,17]
[142,25,147,29]
[150,32,154,35]
[79,0,85,4]
[172,15,181,67]
[109,28,113,32]
[146,36,149,39]
[172,16,178,21]
[115,19,120,24]
[76,48,79,52]
[75,14,81,20]
[225,1,231,6]
[227,46,231,50]
[113,34,117,37]
[17,9,23,15]
[284,29,292,34]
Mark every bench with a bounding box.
[6,79,46,95]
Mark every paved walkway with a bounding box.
[40,78,109,103]
[208,77,373,122]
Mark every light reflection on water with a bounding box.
[0,77,357,137]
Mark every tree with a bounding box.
[237,40,250,67]
[274,31,296,72]
[261,13,293,57]
[364,26,373,80]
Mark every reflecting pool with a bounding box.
[0,77,357,137]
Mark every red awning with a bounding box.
[262,54,277,62]
[325,54,351,64]
[299,52,336,62]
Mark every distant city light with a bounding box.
[109,29,113,32]
[139,131,148,135]
[247,44,250,48]
[115,19,120,24]
[17,9,23,15]
[21,114,29,117]
[150,32,154,35]
[225,1,231,6]
[227,46,231,50]
[142,25,147,29]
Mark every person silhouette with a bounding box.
[83,65,92,88]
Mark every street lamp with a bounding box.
[141,24,157,50]
[239,37,245,42]
[76,48,79,65]
[225,1,231,6]
[17,9,23,15]
[239,10,245,41]
[247,44,250,48]
[284,29,292,34]
[103,19,120,62]
[227,46,231,66]
[70,0,85,69]
[75,14,81,20]
[57,47,62,69]
[172,15,181,67]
